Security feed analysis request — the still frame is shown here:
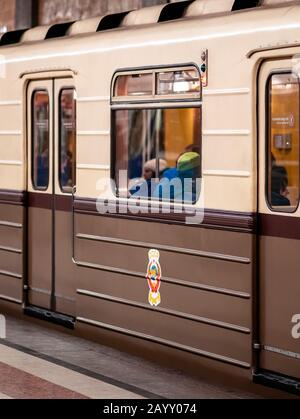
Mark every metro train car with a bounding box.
[0,0,300,393]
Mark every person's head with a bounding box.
[272,166,289,195]
[143,159,167,180]
[177,152,201,179]
[185,144,201,154]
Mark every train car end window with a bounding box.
[267,73,300,212]
[59,88,76,193]
[32,90,50,191]
[114,73,153,98]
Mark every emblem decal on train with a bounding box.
[146,250,162,307]
[292,314,300,339]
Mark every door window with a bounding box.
[267,73,300,211]
[59,88,76,193]
[32,90,50,190]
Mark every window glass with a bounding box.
[156,69,200,95]
[268,73,300,211]
[113,107,201,203]
[59,89,76,193]
[114,73,153,97]
[32,90,50,190]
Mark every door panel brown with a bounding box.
[259,60,300,380]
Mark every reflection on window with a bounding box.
[32,90,49,190]
[114,108,201,203]
[268,73,300,211]
[60,89,76,193]
[156,69,200,95]
[114,73,153,97]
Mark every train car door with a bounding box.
[26,78,77,322]
[258,59,300,383]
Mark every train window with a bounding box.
[114,73,153,97]
[32,90,50,191]
[267,73,300,211]
[156,69,201,95]
[113,107,201,203]
[59,88,77,193]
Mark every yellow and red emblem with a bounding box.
[146,249,162,307]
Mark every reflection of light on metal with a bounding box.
[173,81,190,93]
[0,26,7,34]
[201,73,207,87]
[201,50,208,87]
[173,72,191,93]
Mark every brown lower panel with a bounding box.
[28,289,51,310]
[28,192,73,212]
[76,321,253,388]
[0,274,22,302]
[54,211,77,317]
[0,190,25,206]
[0,300,23,318]
[74,198,256,233]
[260,350,300,380]
[55,295,76,318]
[78,295,252,364]
[27,207,52,310]
[0,204,24,224]
[75,239,253,294]
[0,250,22,276]
[259,213,300,240]
[75,213,254,256]
[77,289,250,334]
[0,225,23,250]
[76,266,251,328]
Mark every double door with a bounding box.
[27,78,77,318]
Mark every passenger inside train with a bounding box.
[115,107,201,203]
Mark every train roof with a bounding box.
[0,0,298,48]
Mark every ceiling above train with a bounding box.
[0,0,295,47]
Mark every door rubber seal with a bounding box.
[24,306,75,330]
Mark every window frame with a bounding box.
[265,70,300,214]
[111,63,202,104]
[58,86,77,194]
[111,65,202,204]
[31,88,50,192]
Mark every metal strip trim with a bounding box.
[77,289,251,334]
[77,96,110,103]
[0,221,22,229]
[75,260,251,299]
[203,88,250,96]
[76,316,251,369]
[263,345,300,361]
[0,294,22,304]
[0,245,22,254]
[0,270,22,279]
[0,131,22,136]
[0,160,22,166]
[76,233,251,264]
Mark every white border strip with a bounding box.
[77,164,110,171]
[77,96,110,103]
[203,88,250,96]
[203,130,250,136]
[0,160,22,166]
[203,170,251,178]
[0,131,22,136]
[77,130,110,136]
